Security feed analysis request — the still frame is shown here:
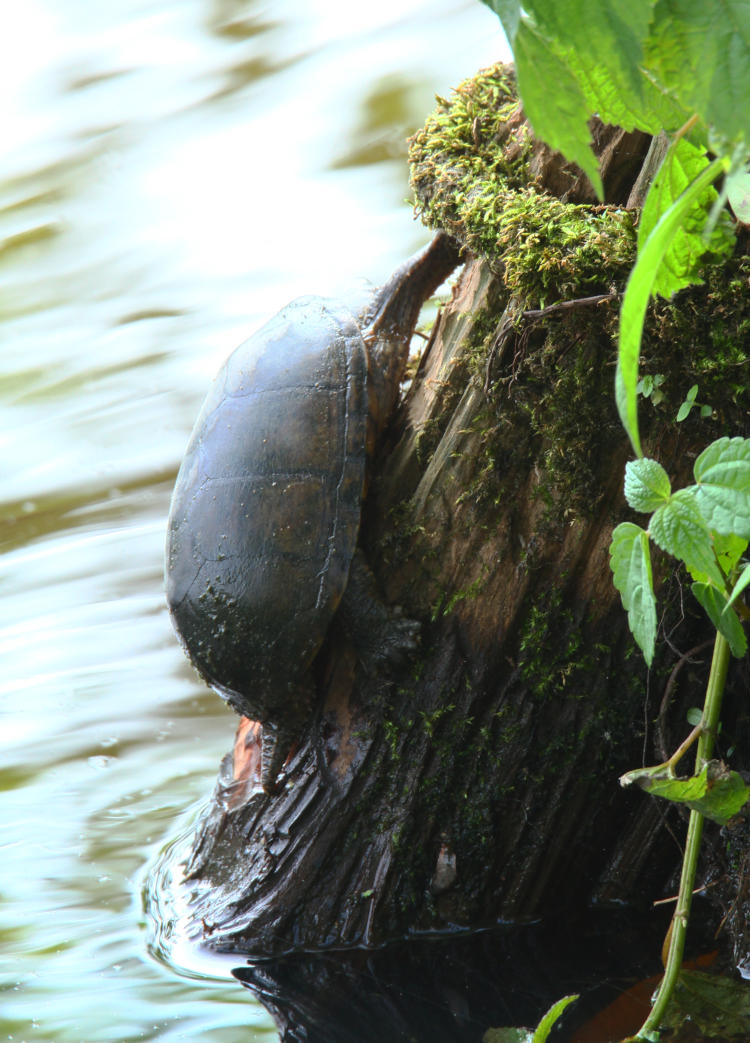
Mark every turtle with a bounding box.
[165,231,461,792]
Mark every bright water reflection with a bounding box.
[0,1,505,1038]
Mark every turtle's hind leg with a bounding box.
[338,549,420,673]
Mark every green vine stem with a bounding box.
[634,632,731,1041]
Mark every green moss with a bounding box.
[404,65,749,522]
[409,63,636,304]
[638,256,750,433]
[518,586,589,700]
[433,573,487,620]
[368,65,750,929]
[403,65,639,517]
[409,64,530,206]
[436,309,622,520]
[419,703,456,738]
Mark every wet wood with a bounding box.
[170,110,750,990]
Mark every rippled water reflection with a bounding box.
[1,2,504,1038]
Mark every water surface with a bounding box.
[0,2,504,1039]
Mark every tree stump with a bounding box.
[155,63,750,1036]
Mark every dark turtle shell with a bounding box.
[166,296,368,724]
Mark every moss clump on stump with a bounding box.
[409,63,636,304]
[403,63,749,521]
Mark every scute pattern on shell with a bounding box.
[166,295,368,724]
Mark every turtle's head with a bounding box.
[360,232,462,437]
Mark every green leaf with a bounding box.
[713,532,749,578]
[479,0,522,41]
[692,582,747,658]
[522,0,653,132]
[644,0,750,148]
[675,399,692,422]
[662,969,750,1036]
[485,0,687,140]
[609,522,657,665]
[692,436,750,539]
[615,156,727,457]
[727,562,750,609]
[638,140,733,298]
[727,166,750,222]
[532,994,579,1042]
[512,21,603,197]
[489,1,659,196]
[649,488,726,588]
[624,458,671,512]
[622,759,750,826]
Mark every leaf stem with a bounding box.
[672,113,699,144]
[634,632,731,1040]
[663,723,701,772]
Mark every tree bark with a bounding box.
[157,86,750,1029]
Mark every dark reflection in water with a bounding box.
[229,912,669,1042]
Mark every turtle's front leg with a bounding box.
[260,720,297,794]
[259,679,315,793]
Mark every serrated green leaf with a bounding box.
[624,458,671,512]
[644,0,750,148]
[727,562,750,609]
[649,488,726,588]
[512,22,602,197]
[493,0,661,188]
[692,436,750,539]
[615,155,727,458]
[522,0,653,134]
[486,0,687,140]
[628,759,750,825]
[692,582,747,658]
[638,140,733,298]
[609,522,656,664]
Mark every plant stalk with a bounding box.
[634,631,731,1041]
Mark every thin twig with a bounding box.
[484,302,523,392]
[656,640,713,762]
[653,879,720,906]
[521,292,621,320]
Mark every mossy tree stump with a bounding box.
[170,66,750,974]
